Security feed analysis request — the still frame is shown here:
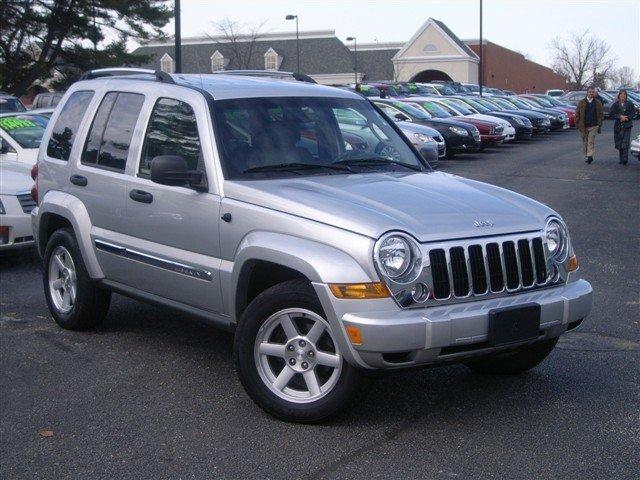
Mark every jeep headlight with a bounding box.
[448,126,468,136]
[374,233,422,283]
[545,218,569,262]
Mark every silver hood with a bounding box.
[225,171,555,242]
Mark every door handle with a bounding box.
[129,189,153,204]
[70,174,88,187]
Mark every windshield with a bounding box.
[391,101,432,120]
[358,85,382,97]
[0,114,47,148]
[213,96,426,179]
[507,98,534,109]
[462,98,491,113]
[464,84,480,93]
[475,98,500,111]
[440,99,474,115]
[433,84,457,95]
[416,101,451,118]
[527,96,553,107]
[0,97,26,114]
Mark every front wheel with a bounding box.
[234,280,362,423]
[464,337,558,375]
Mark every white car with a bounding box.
[0,162,36,250]
[631,134,640,158]
[0,112,49,167]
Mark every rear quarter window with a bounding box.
[46,90,95,161]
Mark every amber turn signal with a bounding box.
[345,326,363,345]
[567,254,579,272]
[329,282,391,299]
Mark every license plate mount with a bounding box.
[488,304,541,346]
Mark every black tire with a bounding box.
[43,228,111,330]
[234,279,363,423]
[464,337,558,375]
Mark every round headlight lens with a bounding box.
[448,126,469,136]
[545,219,568,261]
[378,235,412,278]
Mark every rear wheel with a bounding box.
[43,228,111,330]
[234,280,362,423]
[464,337,558,375]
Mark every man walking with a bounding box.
[575,86,604,164]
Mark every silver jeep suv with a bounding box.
[32,70,593,423]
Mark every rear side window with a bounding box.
[46,90,94,160]
[139,98,202,177]
[82,92,145,172]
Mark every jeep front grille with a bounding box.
[426,235,549,300]
[16,193,36,214]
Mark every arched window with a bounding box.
[211,50,226,72]
[160,53,174,73]
[264,48,280,70]
[423,44,439,54]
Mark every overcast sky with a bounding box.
[157,0,639,76]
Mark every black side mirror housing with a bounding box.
[394,113,409,121]
[150,155,207,191]
[0,139,11,154]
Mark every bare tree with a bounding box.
[610,66,637,88]
[208,18,266,70]
[547,30,617,89]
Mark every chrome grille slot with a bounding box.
[423,234,550,304]
[449,247,469,297]
[429,249,450,299]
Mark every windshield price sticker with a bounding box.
[0,117,37,131]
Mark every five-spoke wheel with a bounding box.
[48,246,77,313]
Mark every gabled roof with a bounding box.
[430,19,478,58]
[393,18,479,60]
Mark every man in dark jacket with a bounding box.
[575,86,604,163]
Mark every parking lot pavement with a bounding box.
[1,122,639,480]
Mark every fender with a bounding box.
[224,231,375,321]
[35,190,104,280]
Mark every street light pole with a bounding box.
[286,15,300,73]
[347,37,357,86]
[175,0,182,73]
[478,0,483,96]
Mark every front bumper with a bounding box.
[0,196,35,250]
[315,279,592,370]
[480,134,505,145]
[515,126,534,139]
[630,142,640,157]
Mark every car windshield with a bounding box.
[0,97,26,114]
[529,96,553,107]
[212,96,427,179]
[441,99,474,115]
[433,84,457,95]
[464,84,480,93]
[462,98,490,113]
[475,98,500,111]
[0,114,47,148]
[391,101,431,120]
[507,98,534,109]
[358,85,382,97]
[417,101,451,118]
[542,96,564,106]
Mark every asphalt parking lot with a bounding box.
[1,122,639,480]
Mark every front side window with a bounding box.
[213,96,426,180]
[46,90,94,160]
[0,115,47,149]
[82,92,144,172]
[140,98,202,177]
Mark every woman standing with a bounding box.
[610,89,635,165]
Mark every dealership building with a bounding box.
[133,18,567,92]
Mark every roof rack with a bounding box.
[80,68,175,84]
[211,70,317,84]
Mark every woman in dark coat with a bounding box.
[610,89,635,165]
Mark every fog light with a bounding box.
[410,283,430,303]
[567,254,579,272]
[329,282,390,299]
[345,325,363,345]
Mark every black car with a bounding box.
[485,97,552,134]
[457,96,533,139]
[499,96,568,131]
[372,98,481,157]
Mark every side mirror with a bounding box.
[150,155,206,191]
[0,139,15,154]
[394,113,409,121]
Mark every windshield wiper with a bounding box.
[332,156,422,172]
[243,162,352,174]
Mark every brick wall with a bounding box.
[467,41,567,93]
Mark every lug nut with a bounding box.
[289,358,296,366]
[307,351,315,357]
[287,344,295,351]
[298,339,306,347]
[301,362,309,369]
